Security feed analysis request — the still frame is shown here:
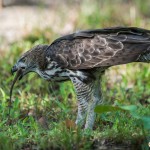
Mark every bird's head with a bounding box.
[11,44,49,79]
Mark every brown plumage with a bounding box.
[11,27,150,129]
[47,27,150,69]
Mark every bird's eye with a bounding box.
[20,57,26,63]
[21,66,26,70]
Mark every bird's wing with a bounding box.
[47,27,150,69]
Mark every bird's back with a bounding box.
[47,27,150,69]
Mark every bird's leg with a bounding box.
[75,99,88,126]
[70,77,93,127]
[84,78,103,129]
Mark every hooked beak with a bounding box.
[11,65,18,75]
[11,65,25,80]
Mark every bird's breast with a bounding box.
[36,67,69,82]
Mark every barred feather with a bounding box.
[46,27,150,69]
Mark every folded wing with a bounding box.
[47,27,150,69]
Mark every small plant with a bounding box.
[95,104,150,150]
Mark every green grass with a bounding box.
[0,0,150,149]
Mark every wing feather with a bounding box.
[47,27,150,69]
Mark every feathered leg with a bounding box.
[85,78,103,129]
[70,77,93,127]
[71,76,103,129]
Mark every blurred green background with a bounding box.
[0,0,150,149]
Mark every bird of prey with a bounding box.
[11,27,150,129]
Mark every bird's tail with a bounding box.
[137,51,150,63]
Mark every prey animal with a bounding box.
[11,27,150,129]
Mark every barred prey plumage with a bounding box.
[11,27,150,129]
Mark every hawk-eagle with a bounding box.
[11,27,150,129]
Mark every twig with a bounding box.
[8,68,22,125]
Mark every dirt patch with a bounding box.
[0,6,56,43]
[0,3,78,52]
